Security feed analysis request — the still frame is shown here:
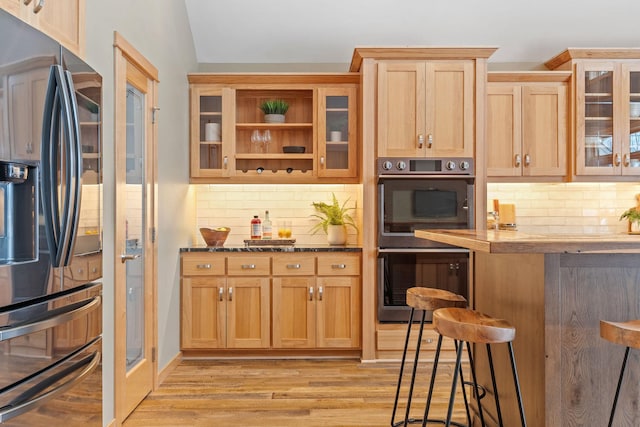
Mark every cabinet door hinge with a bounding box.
[152,347,156,363]
[152,106,160,124]
[151,227,157,243]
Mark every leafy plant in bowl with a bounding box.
[620,202,640,233]
[259,99,289,123]
[310,193,358,245]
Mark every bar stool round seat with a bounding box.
[426,307,527,427]
[434,307,516,344]
[391,288,469,427]
[600,319,640,427]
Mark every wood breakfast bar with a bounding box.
[415,229,640,427]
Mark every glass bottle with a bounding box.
[250,215,262,239]
[262,210,272,239]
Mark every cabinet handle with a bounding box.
[223,156,228,168]
[417,134,425,149]
[228,287,233,301]
[23,0,33,5]
[91,267,97,273]
[286,264,301,269]
[77,268,84,274]
[219,287,224,302]
[614,153,622,166]
[331,264,346,269]
[515,154,521,167]
[524,154,531,166]
[241,264,256,269]
[33,0,44,13]
[309,287,314,301]
[427,134,433,149]
[623,153,631,167]
[318,286,323,301]
[196,264,211,269]
[320,156,325,166]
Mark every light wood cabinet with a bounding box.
[272,252,360,349]
[0,0,84,57]
[545,49,640,177]
[181,251,361,353]
[487,72,570,178]
[377,60,475,157]
[181,253,270,349]
[188,74,359,184]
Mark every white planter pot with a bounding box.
[264,114,285,123]
[327,224,347,245]
[631,221,640,233]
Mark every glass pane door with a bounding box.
[318,87,356,178]
[584,70,614,168]
[198,94,223,170]
[125,83,145,370]
[628,70,640,170]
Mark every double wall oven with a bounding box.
[377,157,474,322]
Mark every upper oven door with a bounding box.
[378,177,474,248]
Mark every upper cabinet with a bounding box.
[487,72,570,178]
[0,0,85,57]
[188,74,359,184]
[546,49,640,178]
[377,60,475,157]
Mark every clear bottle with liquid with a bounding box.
[250,215,262,239]
[262,210,272,239]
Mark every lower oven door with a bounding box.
[377,249,469,323]
[0,283,102,425]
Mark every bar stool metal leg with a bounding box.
[486,344,505,427]
[608,346,630,427]
[403,310,427,426]
[391,307,416,427]
[465,341,487,426]
[507,342,527,427]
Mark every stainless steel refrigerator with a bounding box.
[0,9,102,425]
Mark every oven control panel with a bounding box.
[377,157,474,175]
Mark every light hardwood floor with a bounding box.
[123,359,469,427]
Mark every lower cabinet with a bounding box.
[180,251,361,352]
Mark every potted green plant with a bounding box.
[259,99,289,123]
[310,193,358,245]
[620,194,640,233]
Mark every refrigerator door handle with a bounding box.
[0,344,101,423]
[0,294,101,342]
[60,69,82,266]
[41,65,80,268]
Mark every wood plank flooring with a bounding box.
[123,359,469,427]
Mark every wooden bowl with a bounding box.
[199,227,230,247]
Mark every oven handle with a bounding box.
[377,248,469,253]
[378,174,475,179]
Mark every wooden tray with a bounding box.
[244,239,296,246]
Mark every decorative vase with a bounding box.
[630,220,640,233]
[327,224,347,245]
[264,114,285,123]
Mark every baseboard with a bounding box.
[157,351,182,386]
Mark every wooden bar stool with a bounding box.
[600,319,640,427]
[391,287,468,427]
[426,307,527,427]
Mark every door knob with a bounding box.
[120,253,140,263]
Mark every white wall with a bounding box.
[83,1,197,424]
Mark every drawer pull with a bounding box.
[241,264,256,269]
[331,264,346,269]
[91,267,98,273]
[228,287,233,302]
[309,287,314,301]
[318,286,323,301]
[286,264,301,269]
[219,287,224,302]
[196,264,211,269]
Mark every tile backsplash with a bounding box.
[194,184,362,246]
[487,182,640,234]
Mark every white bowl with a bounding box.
[630,102,640,118]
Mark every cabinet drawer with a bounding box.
[272,254,315,276]
[182,254,226,276]
[227,255,270,276]
[317,253,360,276]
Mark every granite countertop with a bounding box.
[415,229,640,254]
[181,244,362,253]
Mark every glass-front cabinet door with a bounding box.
[622,63,640,175]
[576,61,640,176]
[190,85,234,179]
[317,87,358,178]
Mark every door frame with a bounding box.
[113,31,159,424]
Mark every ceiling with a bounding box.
[185,0,640,70]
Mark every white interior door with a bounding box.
[114,32,158,423]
